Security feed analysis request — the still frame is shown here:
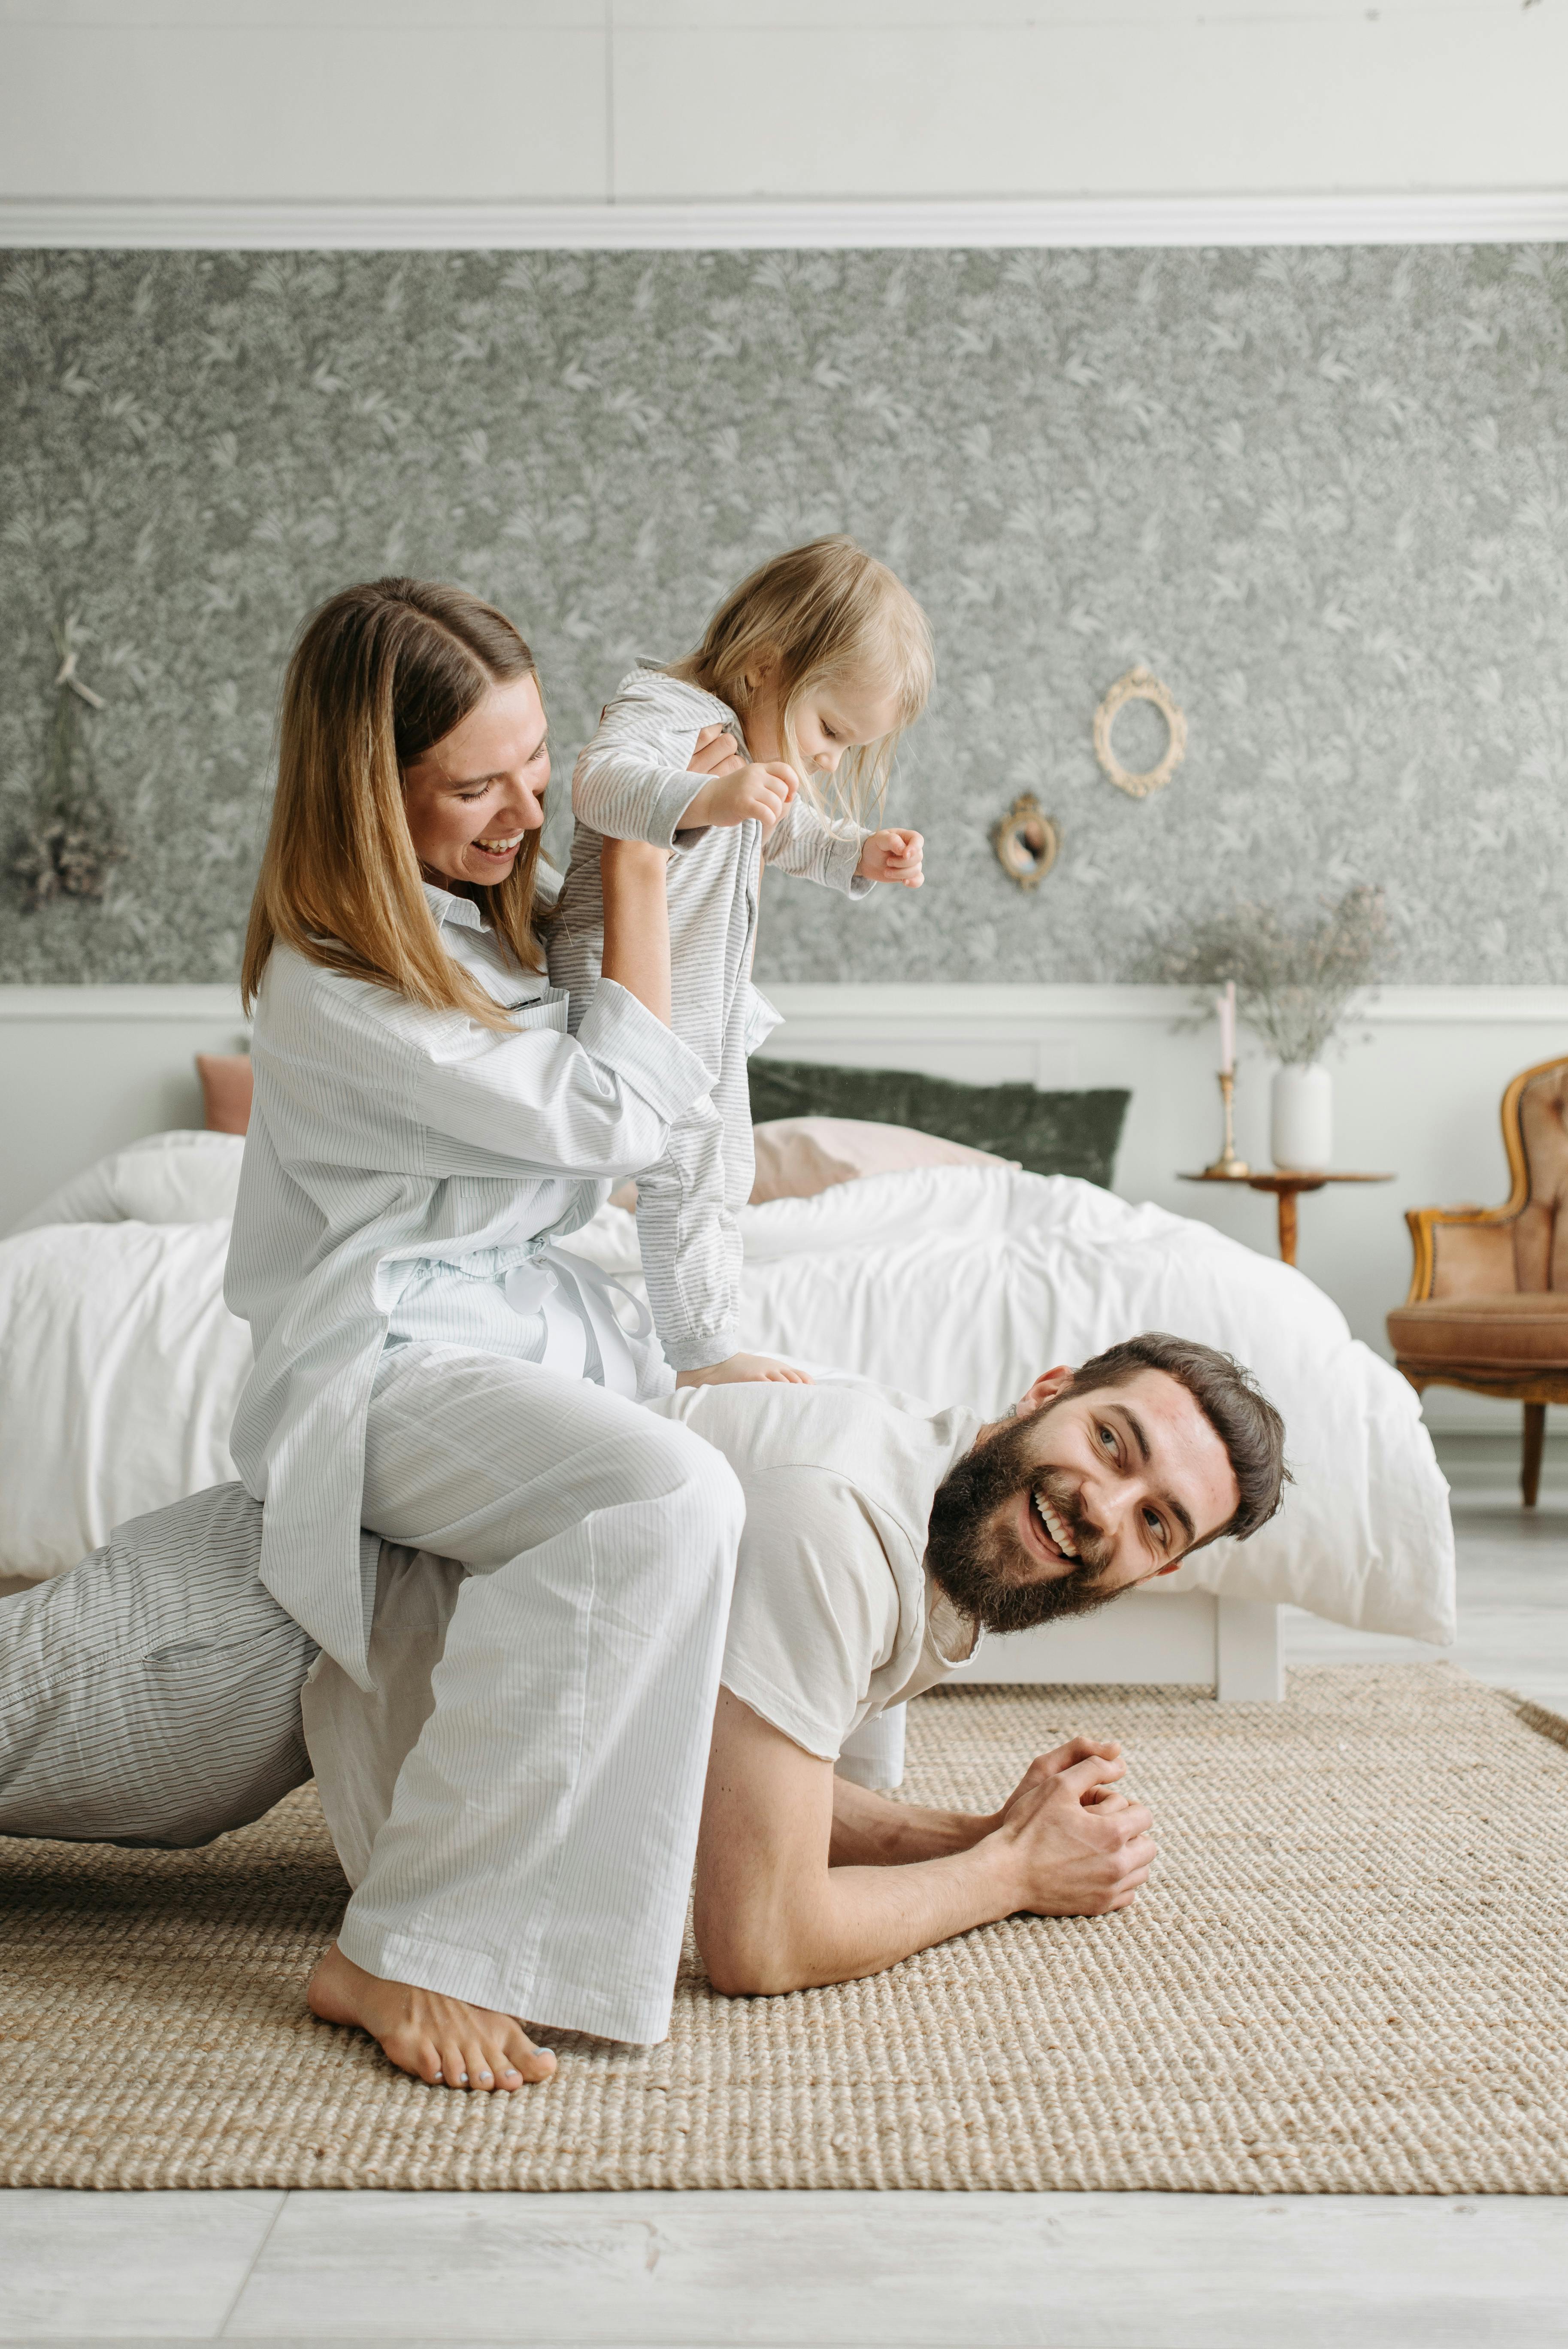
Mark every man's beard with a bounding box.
[926,1402,1119,1636]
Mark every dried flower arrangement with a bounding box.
[9,615,125,911]
[1140,885,1390,1066]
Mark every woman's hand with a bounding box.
[675,1353,813,1388]
[687,723,747,780]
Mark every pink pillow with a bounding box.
[196,1053,254,1137]
[749,1116,1014,1204]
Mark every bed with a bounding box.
[0,1127,1455,1713]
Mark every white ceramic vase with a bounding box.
[1271,1063,1333,1171]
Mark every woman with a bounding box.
[228,578,745,2091]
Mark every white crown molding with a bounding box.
[5,981,1567,1027]
[1,191,1565,251]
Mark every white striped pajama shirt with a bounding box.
[225,883,717,1683]
[549,665,872,1370]
[219,888,744,2043]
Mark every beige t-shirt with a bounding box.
[650,1377,985,1760]
[302,1373,985,1883]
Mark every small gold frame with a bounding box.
[1093,666,1187,799]
[991,794,1061,890]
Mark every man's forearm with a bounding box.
[696,1696,1026,1998]
[829,1776,995,1867]
[756,1842,1026,1993]
[695,1696,1151,2002]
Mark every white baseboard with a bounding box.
[1431,1427,1568,1489]
[2,192,1565,252]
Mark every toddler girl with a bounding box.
[549,535,932,1385]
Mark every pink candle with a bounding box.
[1217,981,1236,1076]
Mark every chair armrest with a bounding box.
[1404,1204,1520,1303]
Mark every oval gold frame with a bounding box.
[991,794,1061,891]
[1093,666,1187,799]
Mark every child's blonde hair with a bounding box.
[242,577,548,1035]
[669,536,933,828]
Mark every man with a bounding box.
[0,1331,1284,2089]
[676,1332,1286,1997]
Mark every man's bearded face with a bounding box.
[926,1394,1124,1635]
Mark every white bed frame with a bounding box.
[838,1593,1282,1789]
[979,1590,1283,1700]
[840,1591,1285,1788]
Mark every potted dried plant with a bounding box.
[1141,886,1390,1170]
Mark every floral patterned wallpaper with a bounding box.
[2,244,1565,986]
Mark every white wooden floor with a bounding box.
[5,1469,1567,2349]
[6,2185,1568,2347]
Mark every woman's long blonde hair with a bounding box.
[668,536,933,828]
[242,578,547,1033]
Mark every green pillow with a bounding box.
[748,1059,1130,1191]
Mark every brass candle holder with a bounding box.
[1204,1070,1250,1177]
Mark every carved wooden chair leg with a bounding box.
[1522,1402,1547,1509]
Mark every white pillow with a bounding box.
[6,1129,245,1238]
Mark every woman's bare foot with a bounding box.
[308,1941,556,2089]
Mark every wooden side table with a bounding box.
[1178,1170,1394,1266]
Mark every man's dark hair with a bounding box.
[1064,1331,1289,1546]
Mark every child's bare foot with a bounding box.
[308,1942,556,2089]
[675,1352,812,1387]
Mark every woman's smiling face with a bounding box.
[401,671,548,893]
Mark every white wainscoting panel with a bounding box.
[0,985,247,1236]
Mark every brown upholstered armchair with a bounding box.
[1387,1054,1568,1506]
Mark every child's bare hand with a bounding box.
[675,1352,813,1388]
[857,827,924,887]
[686,723,746,780]
[681,762,799,836]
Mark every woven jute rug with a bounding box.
[3,1664,1567,2194]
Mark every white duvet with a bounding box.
[0,1130,1455,1643]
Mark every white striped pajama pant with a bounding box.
[0,1351,742,2052]
[0,1483,317,1850]
[342,1340,743,2047]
